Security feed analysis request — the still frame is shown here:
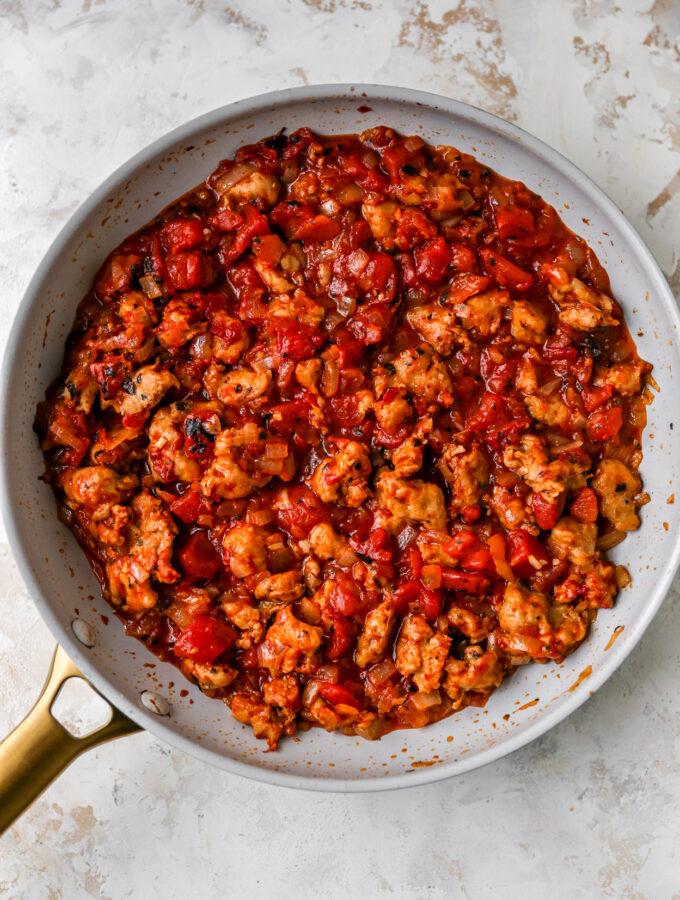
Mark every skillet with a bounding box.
[1,84,679,831]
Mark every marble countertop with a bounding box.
[1,1,679,897]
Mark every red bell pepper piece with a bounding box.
[440,569,490,594]
[479,247,534,291]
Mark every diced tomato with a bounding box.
[445,272,493,304]
[466,392,505,432]
[506,530,551,579]
[165,252,204,290]
[440,569,490,594]
[414,237,451,284]
[513,205,556,248]
[359,252,397,300]
[570,487,599,522]
[494,207,534,241]
[479,247,533,291]
[395,252,417,287]
[481,354,519,395]
[294,214,341,243]
[272,485,327,539]
[318,681,363,709]
[394,207,438,249]
[532,492,565,530]
[350,528,392,563]
[90,354,131,401]
[416,586,443,621]
[272,320,323,361]
[460,504,481,524]
[329,394,370,430]
[326,616,354,660]
[581,382,613,413]
[461,547,495,576]
[442,530,480,560]
[587,405,623,442]
[402,546,423,580]
[251,232,285,266]
[329,576,364,616]
[448,242,477,272]
[220,204,270,266]
[178,532,222,579]
[228,262,268,323]
[209,209,244,231]
[45,403,90,466]
[173,615,236,664]
[391,579,441,619]
[543,330,578,367]
[161,218,205,254]
[170,489,207,524]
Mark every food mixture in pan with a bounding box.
[36,127,652,748]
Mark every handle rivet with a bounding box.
[71,619,94,648]
[140,691,170,716]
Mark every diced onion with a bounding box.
[265,443,289,459]
[537,377,561,396]
[257,458,283,474]
[257,641,285,670]
[596,530,626,551]
[319,198,340,216]
[337,183,364,206]
[615,565,631,588]
[248,510,273,526]
[421,564,442,590]
[321,360,340,397]
[410,689,441,710]
[242,422,261,443]
[397,525,418,550]
[368,658,397,685]
[301,679,321,707]
[315,665,340,682]
[139,275,162,299]
[336,295,357,317]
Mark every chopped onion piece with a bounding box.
[596,530,626,551]
[410,689,441,710]
[265,443,289,459]
[139,275,162,299]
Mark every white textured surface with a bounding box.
[1,2,679,898]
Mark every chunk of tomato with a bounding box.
[532,492,564,531]
[586,405,623,442]
[479,247,533,291]
[161,218,205,254]
[173,615,236,665]
[570,487,599,522]
[178,532,221,579]
[414,236,451,284]
[506,530,551,579]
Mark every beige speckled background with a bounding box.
[1,1,679,898]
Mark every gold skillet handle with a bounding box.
[0,645,141,836]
